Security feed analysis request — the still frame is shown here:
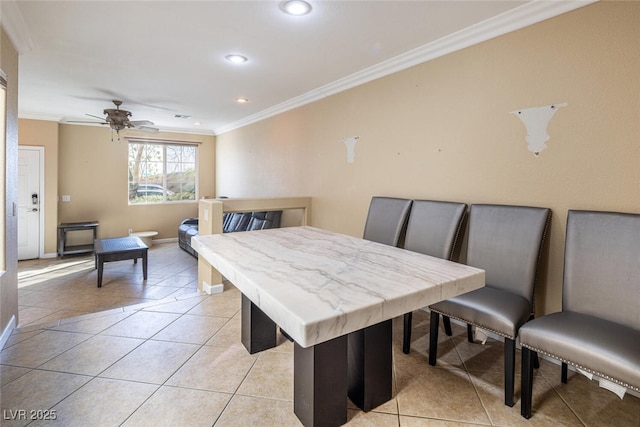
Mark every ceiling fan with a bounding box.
[67,100,159,138]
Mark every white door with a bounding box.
[18,148,42,260]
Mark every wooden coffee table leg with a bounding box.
[142,249,148,280]
[97,255,104,288]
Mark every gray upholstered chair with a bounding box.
[428,204,551,407]
[362,196,413,246]
[402,200,467,354]
[520,210,640,419]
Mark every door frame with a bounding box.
[18,146,45,259]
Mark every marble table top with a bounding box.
[193,226,484,348]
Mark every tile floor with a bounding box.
[2,243,639,426]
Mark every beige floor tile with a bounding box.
[214,394,303,427]
[38,377,158,426]
[22,309,94,327]
[346,409,400,426]
[10,243,632,426]
[100,310,181,339]
[469,369,582,426]
[39,335,144,376]
[0,330,91,368]
[1,370,92,427]
[99,339,199,384]
[134,285,185,300]
[0,365,31,386]
[454,336,510,374]
[188,294,241,318]
[205,314,244,348]
[3,329,44,348]
[50,310,135,334]
[152,275,196,288]
[166,345,258,393]
[399,415,489,426]
[15,306,63,328]
[122,386,232,427]
[237,351,294,401]
[543,370,640,427]
[152,313,228,344]
[395,364,491,424]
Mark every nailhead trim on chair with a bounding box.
[520,343,640,393]
[428,309,517,341]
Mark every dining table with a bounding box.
[193,226,484,426]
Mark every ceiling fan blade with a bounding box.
[86,113,106,120]
[129,120,154,126]
[135,126,159,133]
[65,120,108,125]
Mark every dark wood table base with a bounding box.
[241,295,393,427]
[94,236,148,288]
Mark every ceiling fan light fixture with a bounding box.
[225,54,248,64]
[280,0,312,16]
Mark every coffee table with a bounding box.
[94,236,148,288]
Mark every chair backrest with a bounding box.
[563,210,640,329]
[404,200,467,260]
[466,204,551,303]
[363,197,413,246]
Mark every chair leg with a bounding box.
[443,315,453,336]
[504,338,515,407]
[467,323,474,343]
[521,347,534,419]
[533,351,540,369]
[402,312,412,354]
[561,362,568,383]
[428,310,439,366]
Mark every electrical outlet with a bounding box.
[61,195,71,202]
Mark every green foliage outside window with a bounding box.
[128,142,197,204]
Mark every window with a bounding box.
[128,140,197,204]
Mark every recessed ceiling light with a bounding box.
[225,54,248,64]
[194,122,201,126]
[236,97,249,103]
[280,0,312,16]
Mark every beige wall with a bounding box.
[216,3,640,316]
[1,27,20,336]
[18,119,59,255]
[57,124,215,243]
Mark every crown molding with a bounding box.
[214,0,597,135]
[1,0,36,54]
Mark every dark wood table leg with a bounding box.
[97,255,104,288]
[347,319,393,411]
[294,336,348,427]
[241,294,277,354]
[142,249,148,280]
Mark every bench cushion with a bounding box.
[519,311,640,392]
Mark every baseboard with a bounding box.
[0,315,17,350]
[41,252,57,259]
[202,282,224,295]
[153,237,178,244]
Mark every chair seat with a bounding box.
[519,311,640,391]
[429,286,531,339]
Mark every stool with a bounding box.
[130,231,158,247]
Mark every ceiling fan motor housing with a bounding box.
[104,107,133,130]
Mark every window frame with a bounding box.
[127,138,199,205]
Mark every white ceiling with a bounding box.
[1,0,592,135]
